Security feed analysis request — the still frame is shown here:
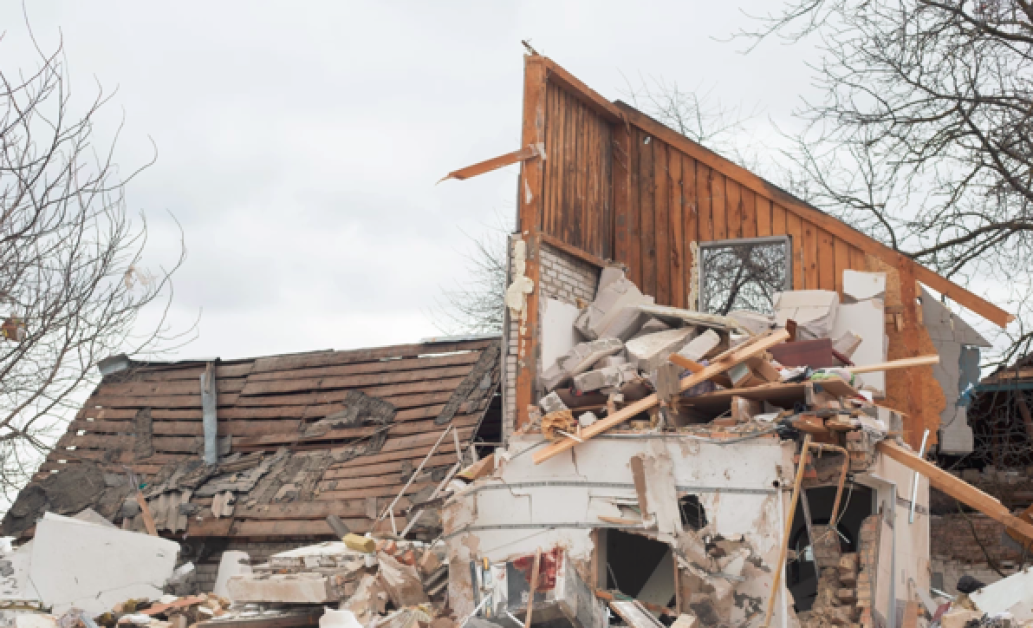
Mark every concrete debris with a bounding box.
[542,338,623,391]
[573,363,640,393]
[625,327,695,373]
[574,273,654,341]
[676,329,722,362]
[29,512,179,615]
[969,567,1033,623]
[728,310,777,335]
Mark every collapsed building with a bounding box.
[3,53,1033,628]
[438,53,1033,627]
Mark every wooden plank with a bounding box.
[682,157,698,309]
[786,211,804,289]
[802,219,818,290]
[322,455,457,481]
[669,150,685,309]
[678,378,858,414]
[755,193,771,237]
[849,245,867,271]
[844,355,939,374]
[539,232,607,269]
[316,482,436,501]
[639,130,657,296]
[251,339,495,374]
[541,56,623,123]
[533,330,790,464]
[548,84,566,240]
[571,98,586,250]
[231,500,411,521]
[239,364,474,396]
[726,179,743,239]
[99,378,246,398]
[818,228,836,291]
[771,203,787,236]
[613,116,632,266]
[627,129,642,287]
[232,413,481,448]
[898,260,927,448]
[233,379,465,407]
[133,362,255,382]
[585,103,600,256]
[69,418,302,437]
[696,163,713,243]
[710,170,727,240]
[440,144,539,182]
[742,188,757,238]
[614,101,1013,327]
[601,121,614,259]
[246,351,481,383]
[654,142,671,306]
[834,238,851,293]
[877,441,1033,542]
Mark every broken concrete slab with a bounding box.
[30,512,179,615]
[542,338,624,391]
[213,550,252,601]
[676,329,722,363]
[630,317,672,340]
[227,572,336,604]
[575,278,654,341]
[774,290,840,341]
[573,363,640,393]
[626,327,695,373]
[969,566,1033,622]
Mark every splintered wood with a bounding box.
[532,329,791,465]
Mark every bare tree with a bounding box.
[738,0,1033,366]
[432,224,507,335]
[0,32,184,498]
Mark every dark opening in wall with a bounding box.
[603,530,677,610]
[680,495,708,530]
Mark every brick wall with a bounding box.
[930,512,1030,594]
[501,237,601,438]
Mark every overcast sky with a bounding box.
[1,1,820,361]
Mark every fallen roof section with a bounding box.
[4,337,501,540]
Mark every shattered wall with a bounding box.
[443,436,930,627]
[444,435,794,626]
[503,239,600,437]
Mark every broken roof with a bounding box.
[4,337,501,539]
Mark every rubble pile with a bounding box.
[223,539,450,627]
[531,267,896,451]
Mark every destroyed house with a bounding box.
[2,337,501,592]
[438,54,1032,628]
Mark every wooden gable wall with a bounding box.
[512,54,1012,448]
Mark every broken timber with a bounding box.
[532,329,790,464]
[877,440,1033,542]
